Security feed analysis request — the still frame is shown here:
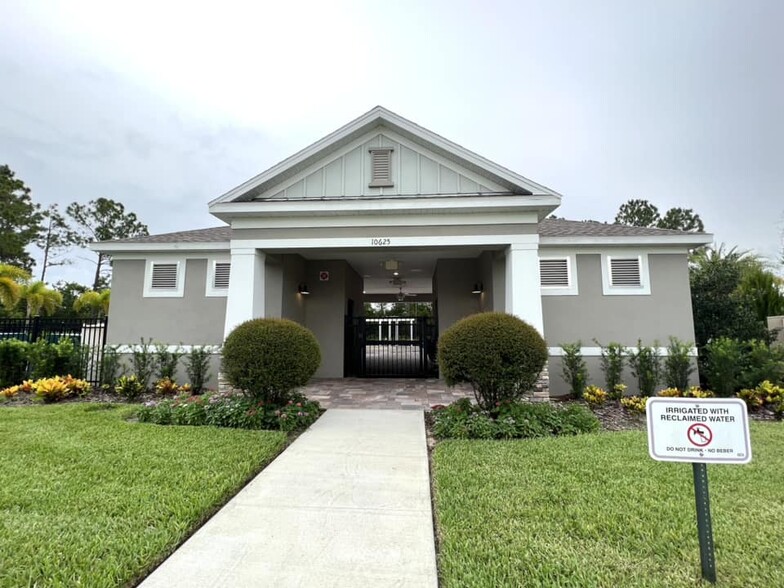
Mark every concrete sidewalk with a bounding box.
[140,410,438,588]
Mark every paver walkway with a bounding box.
[300,377,473,409]
[140,409,438,587]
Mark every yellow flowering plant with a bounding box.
[582,385,608,406]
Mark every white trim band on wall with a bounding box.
[113,345,222,354]
[548,346,698,357]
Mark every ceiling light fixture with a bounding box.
[472,282,483,294]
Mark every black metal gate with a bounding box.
[345,316,438,377]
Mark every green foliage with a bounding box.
[0,339,29,388]
[185,346,213,394]
[154,343,183,381]
[114,375,145,400]
[738,266,784,323]
[36,204,81,282]
[222,319,321,403]
[690,247,769,347]
[595,340,625,392]
[657,207,704,232]
[663,337,695,391]
[627,340,661,397]
[73,289,111,318]
[19,281,63,317]
[559,341,587,399]
[0,264,31,311]
[438,312,548,410]
[431,399,599,440]
[615,199,660,227]
[50,281,90,318]
[28,338,82,379]
[614,198,704,232]
[738,340,784,389]
[66,197,149,289]
[137,391,321,432]
[0,165,44,270]
[702,337,744,397]
[130,338,155,392]
[99,345,124,389]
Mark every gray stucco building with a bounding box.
[93,107,711,396]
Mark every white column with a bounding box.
[223,248,266,338]
[505,241,544,335]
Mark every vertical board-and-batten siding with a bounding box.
[263,133,506,199]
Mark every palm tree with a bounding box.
[19,281,63,317]
[73,289,111,317]
[0,264,31,310]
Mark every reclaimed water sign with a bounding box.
[647,398,751,464]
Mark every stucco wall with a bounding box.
[542,253,696,346]
[107,259,227,345]
[281,254,307,325]
[434,258,482,336]
[303,260,350,378]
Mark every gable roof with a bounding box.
[93,219,712,252]
[209,106,562,206]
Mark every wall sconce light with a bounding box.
[298,283,310,295]
[472,282,483,294]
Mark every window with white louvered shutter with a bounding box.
[540,258,570,287]
[369,148,394,188]
[151,263,178,289]
[213,262,230,289]
[609,258,642,287]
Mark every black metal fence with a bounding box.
[0,317,108,385]
[345,316,438,377]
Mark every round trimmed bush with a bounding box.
[222,318,321,403]
[437,312,548,409]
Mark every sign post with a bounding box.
[646,397,751,584]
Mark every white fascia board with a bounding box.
[209,106,563,205]
[231,233,539,250]
[90,241,230,254]
[230,210,540,229]
[540,233,712,247]
[211,194,561,219]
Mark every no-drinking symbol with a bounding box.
[687,423,713,447]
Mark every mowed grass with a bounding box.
[0,403,287,587]
[433,422,784,588]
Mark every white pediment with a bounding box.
[258,128,508,200]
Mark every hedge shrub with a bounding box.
[0,339,29,388]
[431,398,599,440]
[437,312,547,409]
[222,319,321,403]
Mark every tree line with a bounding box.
[0,164,148,318]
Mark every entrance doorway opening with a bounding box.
[345,302,438,378]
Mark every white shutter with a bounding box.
[213,262,231,289]
[540,258,569,287]
[369,148,394,187]
[151,263,178,289]
[610,258,642,286]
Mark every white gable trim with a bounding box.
[254,128,510,200]
[209,106,562,206]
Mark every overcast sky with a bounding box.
[2,0,782,285]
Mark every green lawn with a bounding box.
[0,403,287,588]
[433,422,784,588]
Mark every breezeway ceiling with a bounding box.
[270,246,501,294]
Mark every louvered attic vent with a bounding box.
[610,258,642,286]
[540,259,569,287]
[213,262,231,289]
[151,263,178,289]
[369,148,394,188]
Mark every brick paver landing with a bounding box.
[298,377,473,409]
